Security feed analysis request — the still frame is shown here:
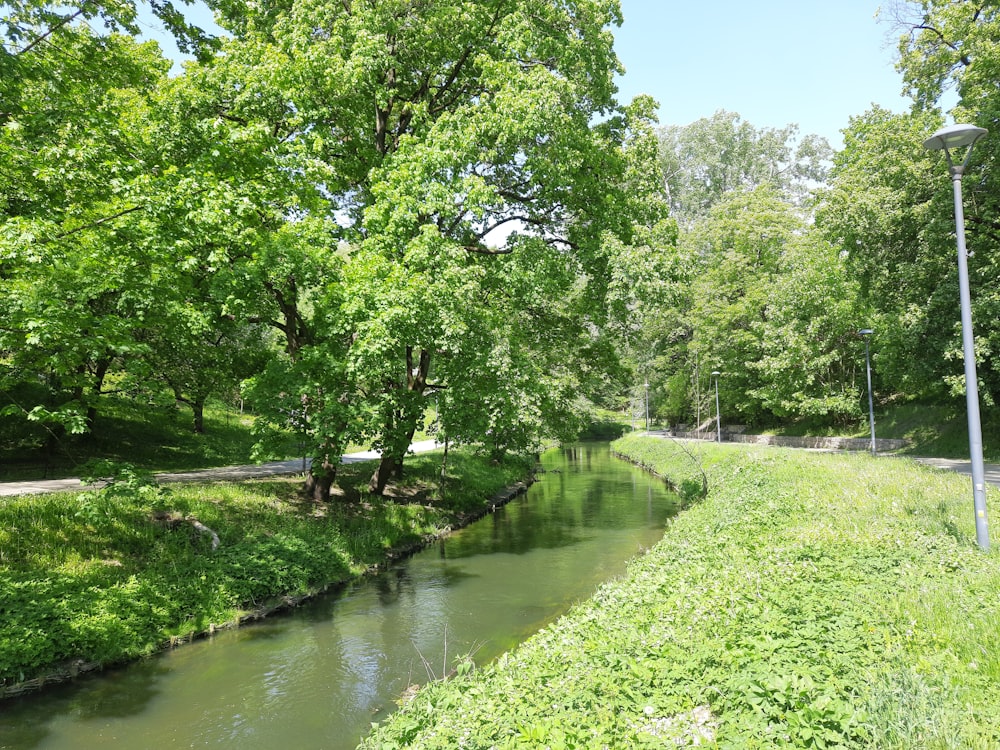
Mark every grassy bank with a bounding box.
[361,435,1000,749]
[0,448,534,696]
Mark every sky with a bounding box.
[137,0,916,149]
[612,0,912,148]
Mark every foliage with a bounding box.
[362,437,1000,748]
[3,0,663,496]
[658,109,831,222]
[815,105,955,403]
[623,112,866,431]
[819,2,1000,409]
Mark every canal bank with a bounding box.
[358,436,1000,748]
[0,446,535,701]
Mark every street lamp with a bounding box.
[858,329,876,456]
[924,123,990,551]
[711,371,721,442]
[644,381,649,432]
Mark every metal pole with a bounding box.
[644,382,649,432]
[863,335,876,456]
[712,372,721,442]
[951,167,990,551]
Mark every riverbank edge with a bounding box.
[359,436,1000,748]
[0,472,536,701]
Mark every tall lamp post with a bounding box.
[924,123,990,551]
[644,381,649,432]
[859,329,876,456]
[711,371,721,442]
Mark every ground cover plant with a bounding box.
[360,436,1000,749]
[0,448,533,694]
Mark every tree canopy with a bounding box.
[2,0,669,496]
[5,0,1000,485]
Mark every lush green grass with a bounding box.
[0,448,534,690]
[360,435,1000,749]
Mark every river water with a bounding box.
[0,443,679,750]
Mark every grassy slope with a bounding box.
[0,396,449,481]
[0,449,534,692]
[361,436,1000,749]
[0,399,271,481]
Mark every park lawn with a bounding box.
[361,435,1000,749]
[0,448,534,694]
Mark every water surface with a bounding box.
[0,443,678,750]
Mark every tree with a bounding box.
[658,110,831,222]
[198,0,659,495]
[686,185,804,424]
[743,232,863,421]
[891,0,1000,406]
[815,106,954,401]
[603,219,688,424]
[1,23,173,442]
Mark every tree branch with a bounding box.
[16,3,90,56]
[54,204,146,240]
[464,244,513,255]
[913,23,971,66]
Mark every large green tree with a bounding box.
[815,106,953,400]
[201,0,661,495]
[893,0,1000,406]
[1,22,173,441]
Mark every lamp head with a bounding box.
[711,370,720,377]
[858,328,873,337]
[923,124,988,152]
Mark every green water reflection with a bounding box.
[0,443,679,750]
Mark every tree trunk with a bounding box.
[86,357,112,433]
[439,436,449,500]
[368,346,431,495]
[368,453,398,496]
[192,400,205,434]
[304,454,337,503]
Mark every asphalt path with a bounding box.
[3,440,999,497]
[0,440,441,498]
[910,455,1000,487]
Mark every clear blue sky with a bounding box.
[613,0,912,147]
[138,0,913,148]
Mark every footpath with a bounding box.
[643,431,1000,488]
[3,438,1000,497]
[0,440,441,498]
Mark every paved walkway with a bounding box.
[0,440,441,498]
[643,432,1000,488]
[910,456,1000,487]
[4,440,999,497]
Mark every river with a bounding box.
[0,443,679,750]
